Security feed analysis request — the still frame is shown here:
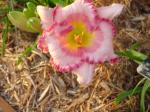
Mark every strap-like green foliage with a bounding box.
[116,49,147,64]
[115,43,150,111]
[114,87,143,104]
[140,79,150,112]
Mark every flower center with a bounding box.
[66,21,93,49]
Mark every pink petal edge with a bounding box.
[45,32,82,72]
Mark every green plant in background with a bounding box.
[50,0,74,6]
[115,43,150,112]
[6,0,74,63]
[1,18,9,56]
[8,2,42,33]
[0,1,12,56]
[14,0,73,7]
[16,42,37,65]
[8,0,74,33]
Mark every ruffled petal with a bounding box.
[60,0,96,25]
[72,63,95,84]
[37,5,62,30]
[97,4,124,19]
[37,35,48,53]
[45,32,82,72]
[84,19,117,63]
[37,6,53,29]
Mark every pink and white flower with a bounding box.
[37,0,124,84]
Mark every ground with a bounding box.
[0,0,150,112]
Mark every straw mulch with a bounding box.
[0,0,150,111]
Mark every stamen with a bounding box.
[74,35,82,45]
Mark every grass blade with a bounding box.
[131,78,146,96]
[140,79,150,112]
[115,80,150,106]
[114,87,142,104]
[1,18,9,56]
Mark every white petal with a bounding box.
[85,20,117,63]
[46,33,81,68]
[97,4,124,19]
[72,63,95,84]
[37,6,53,29]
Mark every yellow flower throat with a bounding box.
[66,21,93,49]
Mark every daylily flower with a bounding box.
[37,0,124,84]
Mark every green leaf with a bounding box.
[23,2,36,18]
[27,2,36,11]
[8,11,30,32]
[8,11,38,33]
[51,0,66,6]
[23,8,35,18]
[116,50,147,64]
[45,0,55,7]
[27,17,42,33]
[114,87,142,104]
[28,0,39,5]
[131,78,146,96]
[140,79,150,112]
[130,43,141,50]
[115,80,150,107]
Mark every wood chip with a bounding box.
[0,96,15,112]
